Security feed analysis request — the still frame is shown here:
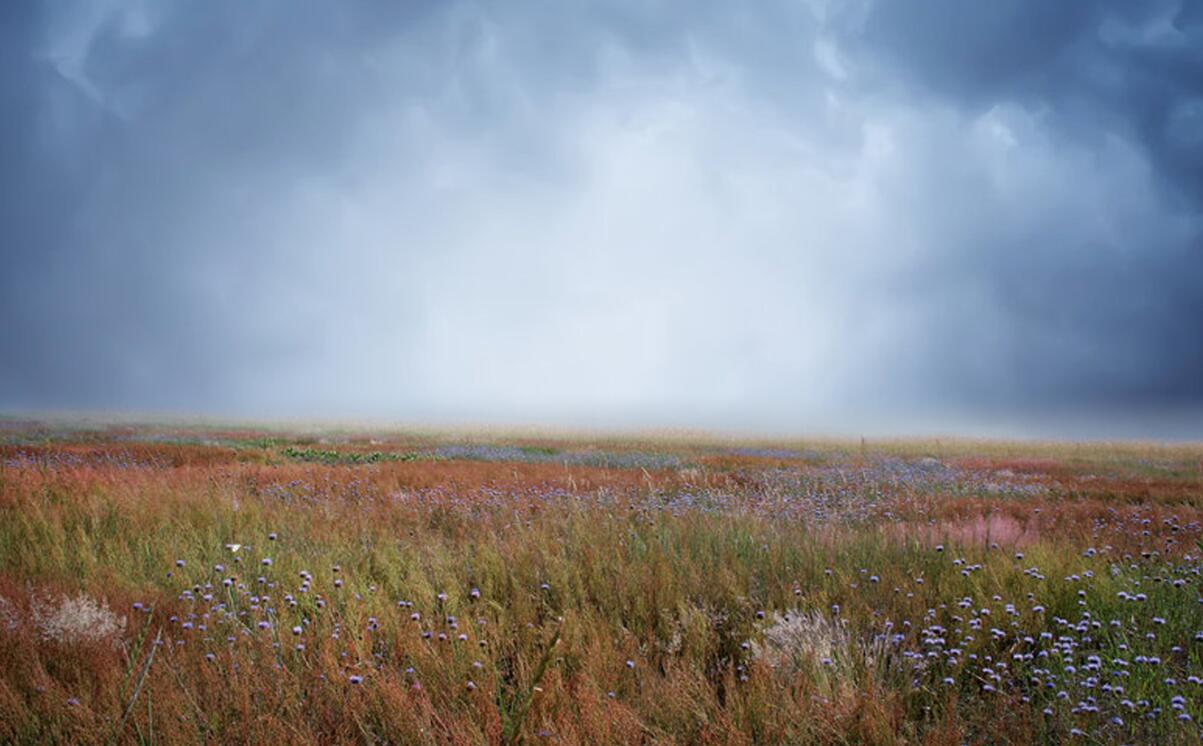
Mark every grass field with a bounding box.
[1,421,1201,744]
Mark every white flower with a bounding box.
[32,592,126,646]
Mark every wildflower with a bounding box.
[349,675,363,685]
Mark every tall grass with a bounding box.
[0,431,1200,743]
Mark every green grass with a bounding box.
[279,446,422,465]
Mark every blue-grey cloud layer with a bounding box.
[2,0,1201,435]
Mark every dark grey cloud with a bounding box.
[1,0,1200,436]
[860,0,1203,197]
[847,0,1203,411]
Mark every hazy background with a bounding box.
[2,0,1201,439]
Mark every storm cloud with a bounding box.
[2,0,1201,436]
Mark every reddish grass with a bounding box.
[1,427,1201,743]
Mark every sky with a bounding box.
[2,0,1202,438]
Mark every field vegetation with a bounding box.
[1,421,1201,744]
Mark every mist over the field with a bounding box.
[3,1,1201,437]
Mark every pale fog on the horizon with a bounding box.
[2,1,1202,439]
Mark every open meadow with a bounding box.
[1,421,1201,744]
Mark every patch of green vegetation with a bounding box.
[280,446,420,465]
